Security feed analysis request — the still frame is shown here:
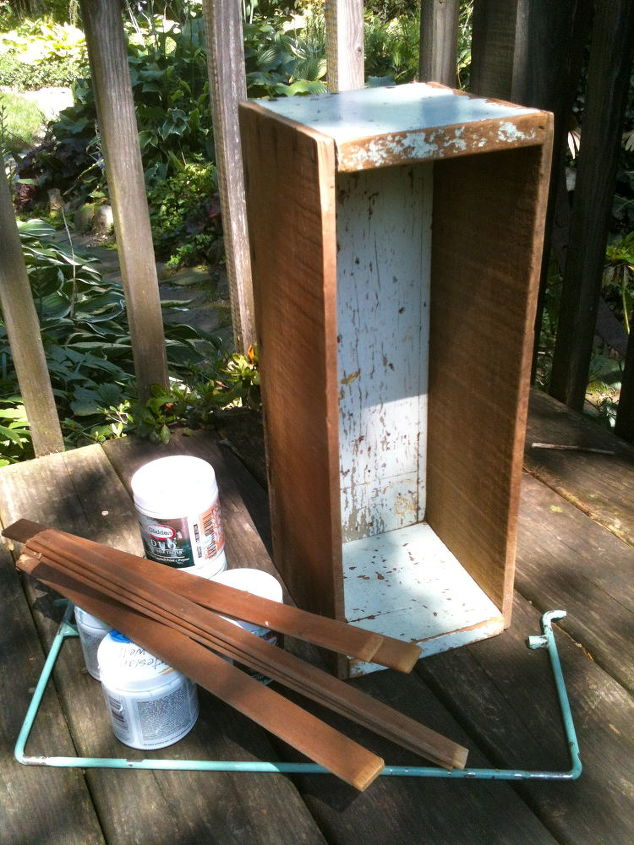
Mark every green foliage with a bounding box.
[0,91,45,156]
[135,347,261,444]
[244,11,327,98]
[0,219,219,461]
[603,231,634,334]
[0,18,88,88]
[148,160,221,268]
[364,11,419,84]
[0,401,32,467]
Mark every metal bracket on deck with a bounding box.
[15,607,581,781]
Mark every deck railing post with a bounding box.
[0,163,65,456]
[325,0,364,92]
[419,0,459,87]
[549,0,634,410]
[202,0,255,352]
[79,0,169,404]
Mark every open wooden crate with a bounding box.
[240,83,553,678]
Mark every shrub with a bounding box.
[0,19,88,89]
[0,219,220,460]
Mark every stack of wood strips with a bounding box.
[4,519,469,790]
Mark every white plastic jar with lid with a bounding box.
[211,568,283,682]
[97,631,199,750]
[74,606,112,680]
[130,454,227,578]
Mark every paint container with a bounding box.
[97,631,198,750]
[212,568,283,683]
[131,454,227,578]
[74,605,112,680]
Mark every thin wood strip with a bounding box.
[17,555,382,791]
[5,519,420,671]
[21,532,468,770]
[26,537,468,769]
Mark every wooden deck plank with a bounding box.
[277,666,558,845]
[516,472,633,691]
[0,443,326,845]
[524,389,634,546]
[0,541,106,845]
[416,595,634,845]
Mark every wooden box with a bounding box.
[240,83,552,677]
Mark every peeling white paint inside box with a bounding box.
[342,522,504,677]
[259,82,538,145]
[334,156,505,675]
[336,163,431,541]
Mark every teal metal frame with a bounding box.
[15,607,582,781]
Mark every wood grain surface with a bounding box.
[325,0,364,92]
[427,138,552,621]
[79,0,168,401]
[0,541,105,845]
[240,103,344,624]
[418,594,634,845]
[0,163,64,456]
[201,0,255,350]
[525,389,634,547]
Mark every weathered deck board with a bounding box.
[0,541,105,845]
[516,472,633,691]
[417,595,634,845]
[279,668,558,845]
[525,389,634,546]
[0,442,326,845]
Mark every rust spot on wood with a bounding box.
[341,369,361,385]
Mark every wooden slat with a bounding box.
[18,530,462,770]
[78,0,168,402]
[470,0,527,101]
[524,389,634,547]
[516,472,633,692]
[11,519,421,671]
[239,103,343,627]
[201,0,255,351]
[0,161,64,456]
[549,0,634,409]
[427,137,552,620]
[0,541,105,845]
[419,0,459,87]
[0,445,328,844]
[17,558,384,792]
[325,0,364,92]
[417,594,634,844]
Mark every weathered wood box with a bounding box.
[240,83,552,677]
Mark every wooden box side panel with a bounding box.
[239,103,343,620]
[427,136,552,620]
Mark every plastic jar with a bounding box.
[97,631,199,750]
[212,568,283,682]
[74,605,112,680]
[130,455,227,578]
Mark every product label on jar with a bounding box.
[138,501,225,569]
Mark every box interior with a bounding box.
[336,161,504,675]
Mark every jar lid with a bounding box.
[130,455,217,516]
[212,568,283,634]
[97,630,178,691]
